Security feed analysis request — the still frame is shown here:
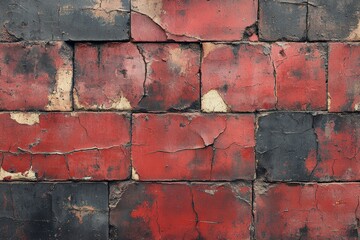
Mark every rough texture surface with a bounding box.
[132,114,255,180]
[0,0,130,41]
[0,0,359,238]
[0,182,108,239]
[110,182,252,240]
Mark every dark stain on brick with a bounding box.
[259,0,307,41]
[256,113,318,181]
[308,0,360,40]
[110,182,155,240]
[243,22,258,40]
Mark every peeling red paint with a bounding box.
[132,114,255,180]
[131,0,258,41]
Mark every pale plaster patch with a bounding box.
[327,92,331,111]
[0,167,36,181]
[347,15,360,40]
[202,43,221,59]
[10,113,40,125]
[132,167,140,180]
[131,0,164,24]
[201,90,229,113]
[46,66,72,111]
[110,96,132,110]
[168,47,189,75]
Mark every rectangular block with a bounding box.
[328,43,360,112]
[308,0,360,41]
[0,182,108,239]
[131,0,258,41]
[132,113,255,181]
[256,112,317,181]
[313,114,360,181]
[110,182,252,240]
[259,0,307,41]
[272,43,327,110]
[0,0,129,41]
[0,112,130,181]
[255,183,360,239]
[256,113,360,182]
[0,42,72,111]
[201,43,276,112]
[74,43,200,112]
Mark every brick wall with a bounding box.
[0,0,359,239]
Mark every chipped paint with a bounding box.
[132,167,140,180]
[132,0,163,25]
[201,90,229,113]
[110,96,132,110]
[347,15,360,40]
[0,167,36,180]
[90,0,126,24]
[204,189,217,195]
[202,43,220,59]
[67,205,96,224]
[354,103,360,111]
[10,112,40,125]
[168,47,189,75]
[46,66,72,111]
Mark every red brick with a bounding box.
[255,183,360,239]
[110,182,252,240]
[312,114,360,181]
[131,0,258,41]
[74,43,200,111]
[132,113,255,181]
[0,42,72,111]
[328,43,360,112]
[201,43,276,112]
[0,112,130,181]
[272,43,327,110]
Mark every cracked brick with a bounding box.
[255,183,360,239]
[0,0,130,41]
[272,43,327,110]
[201,43,276,112]
[0,112,130,181]
[0,42,72,111]
[328,43,360,112]
[0,182,108,239]
[109,182,252,240]
[131,0,258,41]
[74,43,200,112]
[132,113,255,181]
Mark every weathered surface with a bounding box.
[272,43,327,110]
[0,42,72,111]
[110,182,252,240]
[131,0,258,41]
[0,0,129,41]
[0,112,130,180]
[308,0,360,41]
[0,182,108,239]
[259,0,307,41]
[132,114,255,180]
[74,43,200,111]
[256,112,317,181]
[328,43,360,112]
[255,183,360,239]
[312,114,360,181]
[201,43,276,112]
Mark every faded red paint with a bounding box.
[75,43,200,111]
[131,0,258,41]
[272,43,327,110]
[74,43,144,110]
[312,115,360,181]
[201,43,276,112]
[132,114,255,180]
[256,183,360,239]
[0,113,130,180]
[328,43,360,112]
[110,182,252,239]
[0,42,72,110]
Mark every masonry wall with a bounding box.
[0,0,359,239]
